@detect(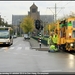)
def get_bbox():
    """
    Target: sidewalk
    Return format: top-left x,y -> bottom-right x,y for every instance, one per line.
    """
29,38 -> 49,51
